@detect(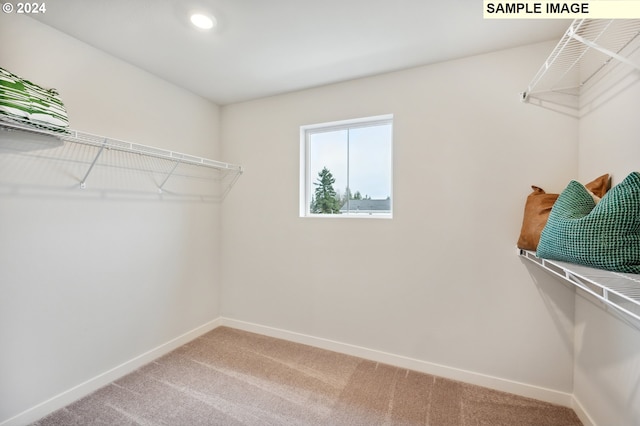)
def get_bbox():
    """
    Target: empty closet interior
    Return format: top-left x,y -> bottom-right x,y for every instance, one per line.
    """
1,10 -> 639,426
